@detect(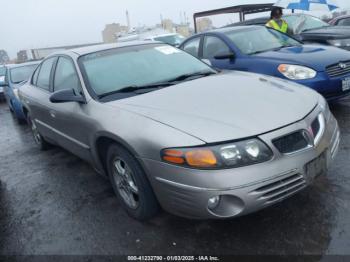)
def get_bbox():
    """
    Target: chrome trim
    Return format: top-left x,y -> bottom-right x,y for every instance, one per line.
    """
155,169 -> 298,192
314,113 -> 326,147
35,119 -> 90,150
